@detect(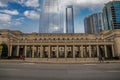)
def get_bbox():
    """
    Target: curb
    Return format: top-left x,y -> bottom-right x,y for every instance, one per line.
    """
0,60 -> 120,64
